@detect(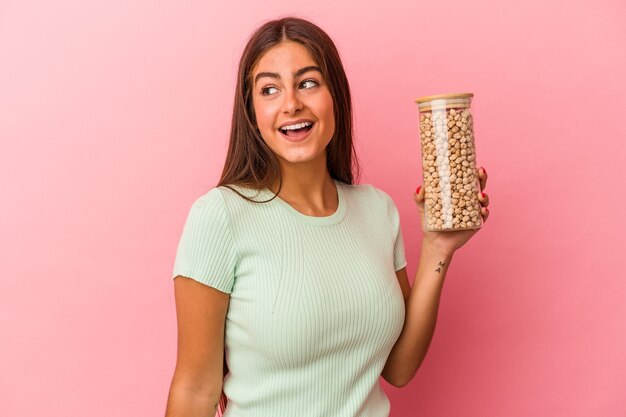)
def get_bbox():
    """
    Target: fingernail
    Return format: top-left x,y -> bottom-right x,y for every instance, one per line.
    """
415,185 -> 421,194
481,192 -> 485,198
